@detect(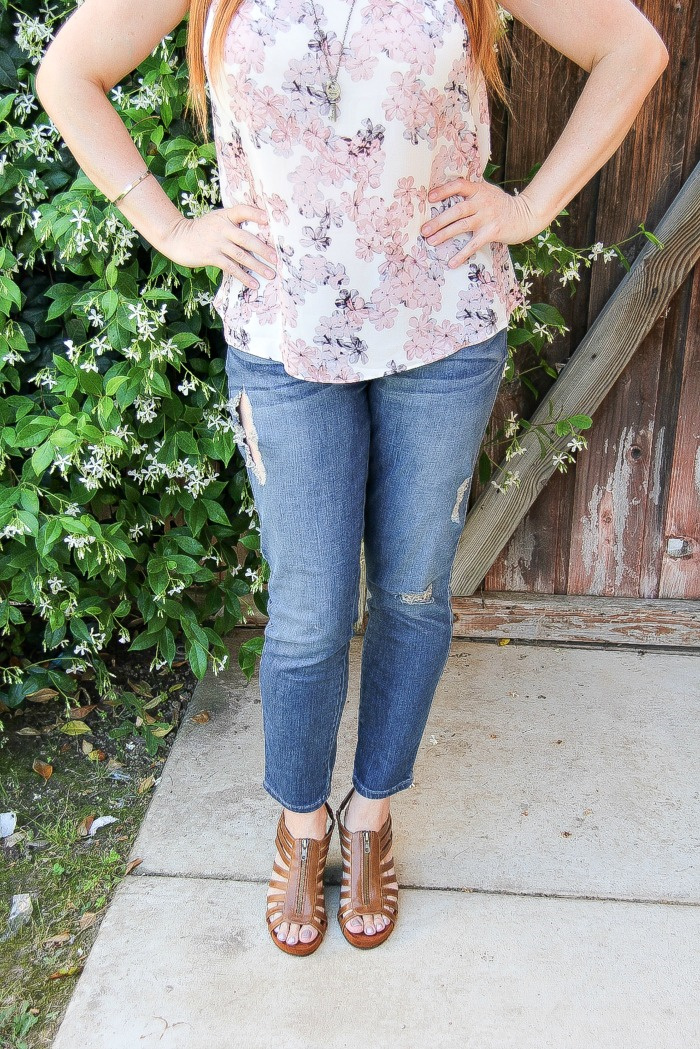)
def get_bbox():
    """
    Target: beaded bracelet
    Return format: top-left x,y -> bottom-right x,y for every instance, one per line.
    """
112,168 -> 151,206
